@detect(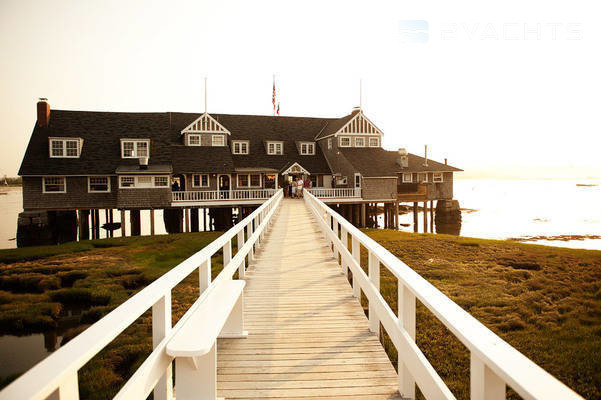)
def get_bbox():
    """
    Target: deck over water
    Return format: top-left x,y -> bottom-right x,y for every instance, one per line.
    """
217,199 -> 401,399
